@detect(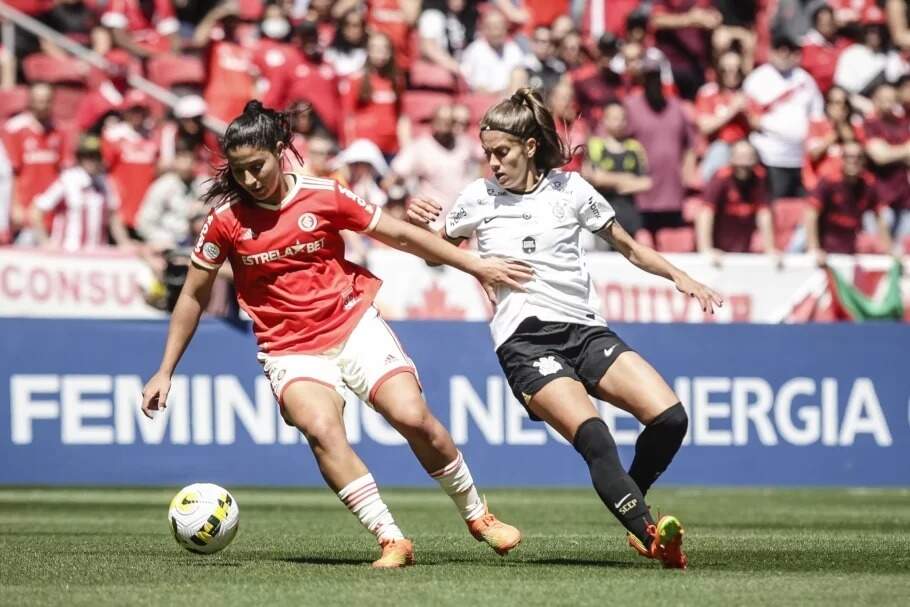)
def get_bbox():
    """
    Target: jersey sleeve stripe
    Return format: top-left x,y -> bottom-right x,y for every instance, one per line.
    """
592,216 -> 615,234
190,253 -> 220,270
364,207 -> 382,233
215,201 -> 238,215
